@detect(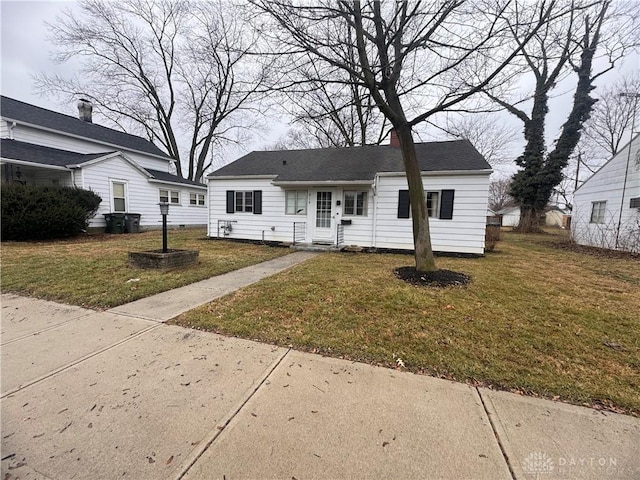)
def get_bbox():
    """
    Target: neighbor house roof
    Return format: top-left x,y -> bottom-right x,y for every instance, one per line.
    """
1,96 -> 171,160
208,140 -> 491,182
0,139 -> 204,188
0,138 -> 109,167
